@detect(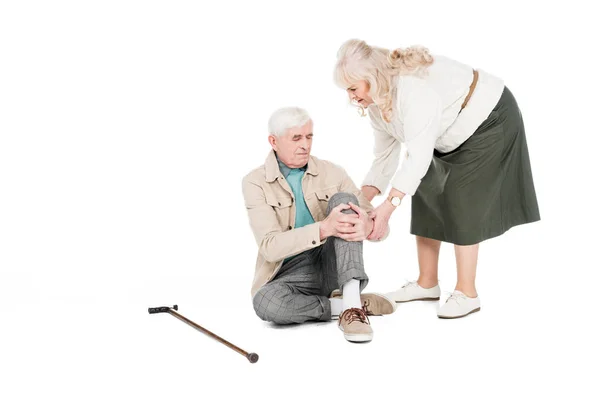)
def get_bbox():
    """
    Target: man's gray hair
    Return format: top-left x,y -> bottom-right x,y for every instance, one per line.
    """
268,107 -> 312,137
